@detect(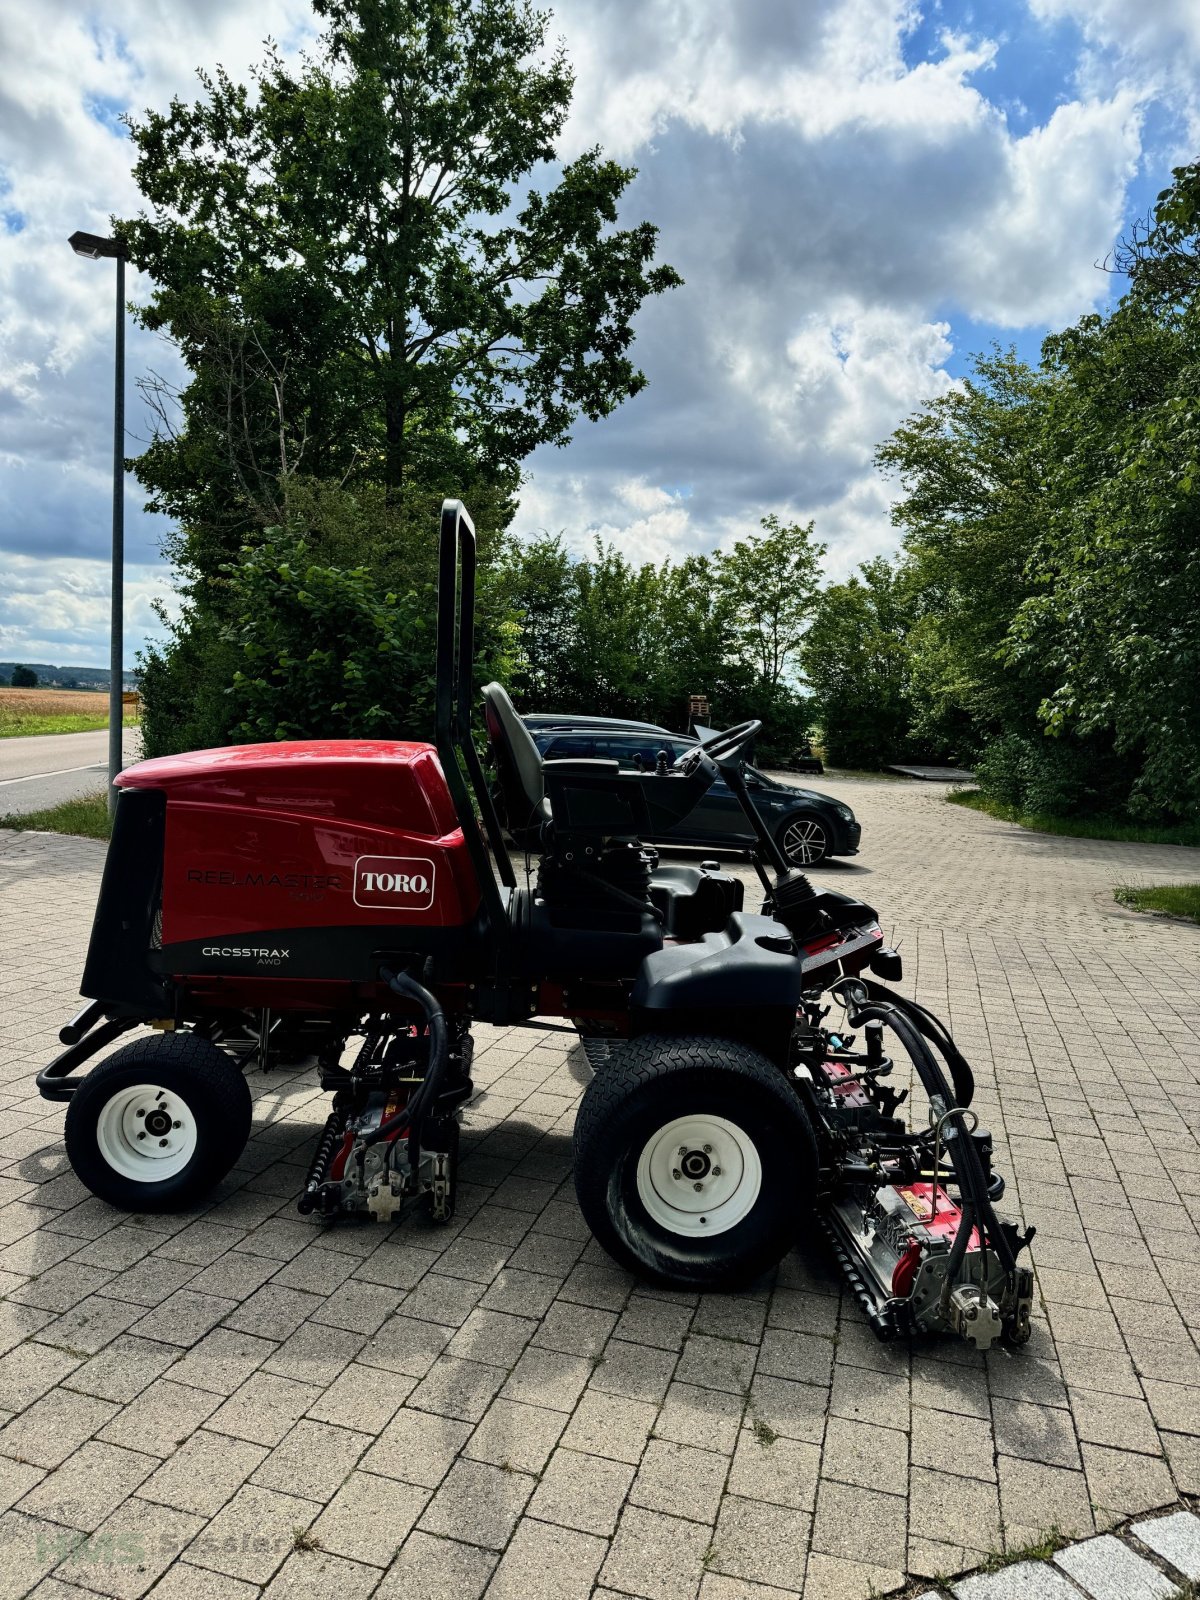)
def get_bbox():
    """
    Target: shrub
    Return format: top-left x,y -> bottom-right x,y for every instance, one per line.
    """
975,732 -> 1133,818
